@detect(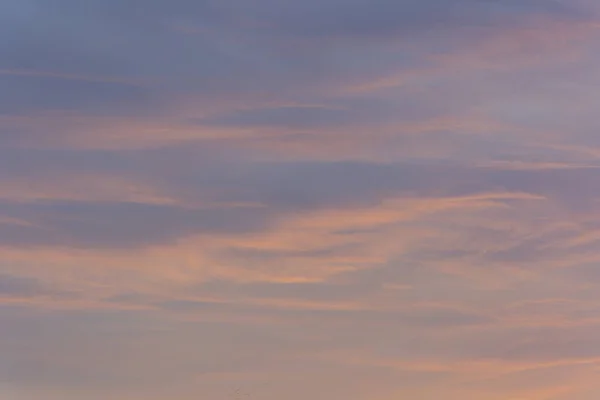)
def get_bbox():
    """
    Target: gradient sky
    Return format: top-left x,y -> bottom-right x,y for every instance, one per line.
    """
2,1 -> 600,399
